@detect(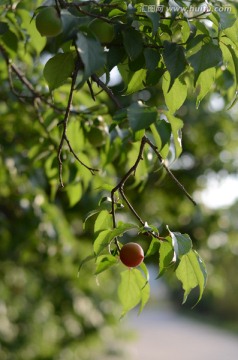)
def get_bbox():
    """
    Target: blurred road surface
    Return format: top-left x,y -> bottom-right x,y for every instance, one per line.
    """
126,307 -> 238,360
